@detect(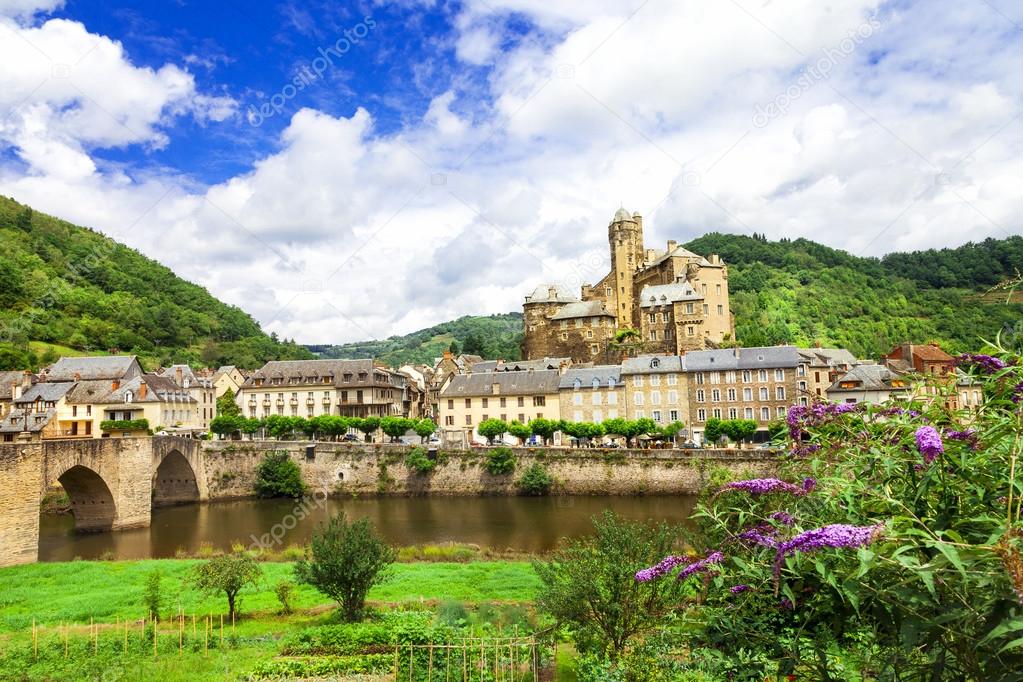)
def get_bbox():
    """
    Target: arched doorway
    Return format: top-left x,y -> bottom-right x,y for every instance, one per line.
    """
57,465 -> 116,533
152,451 -> 200,507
